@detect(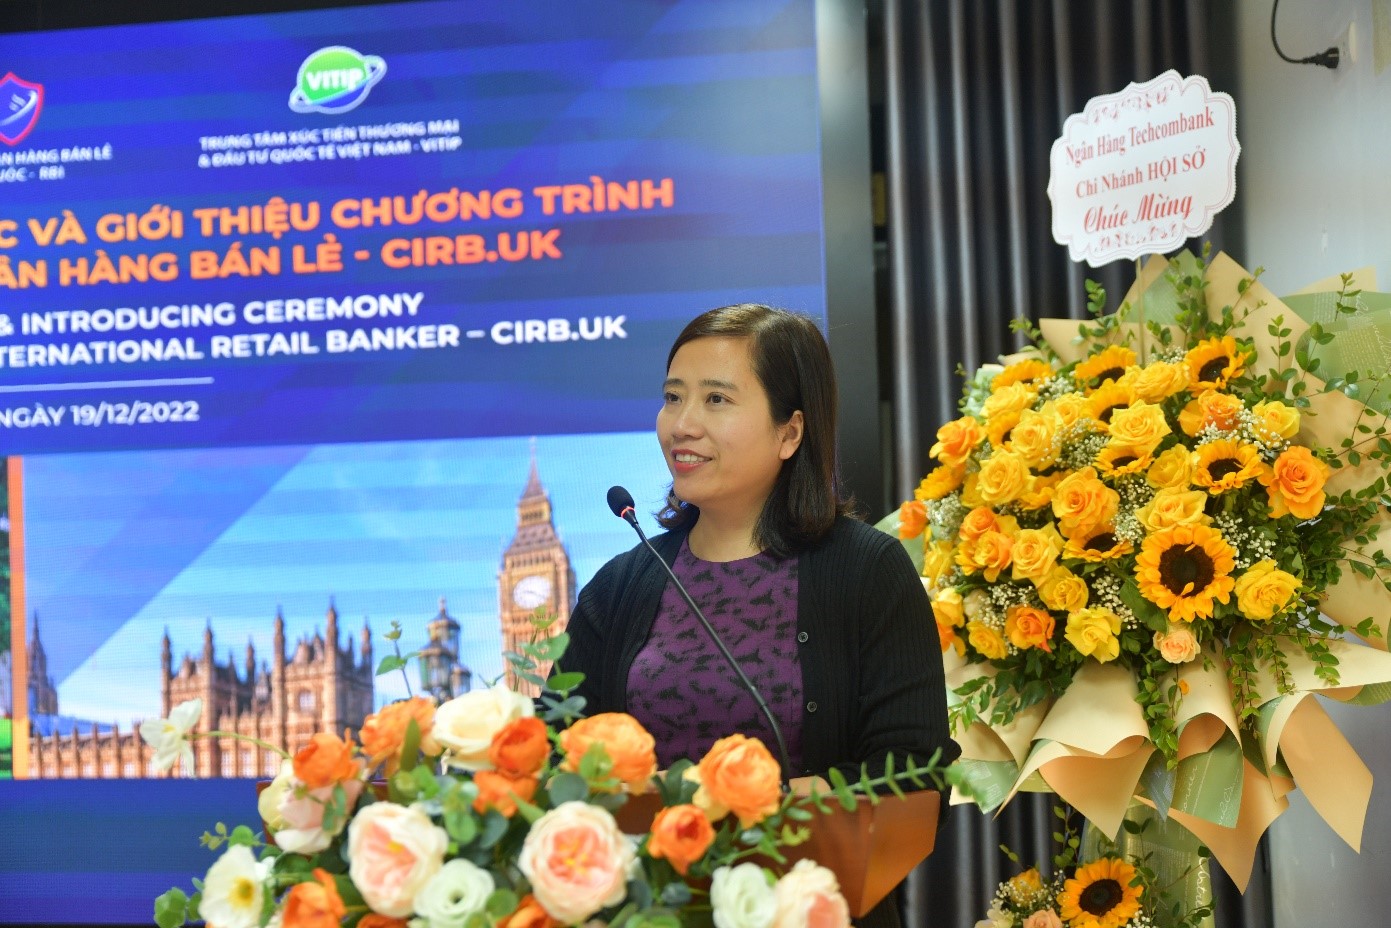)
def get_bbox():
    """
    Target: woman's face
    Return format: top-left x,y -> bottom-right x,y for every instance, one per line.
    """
657,336 -> 803,519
